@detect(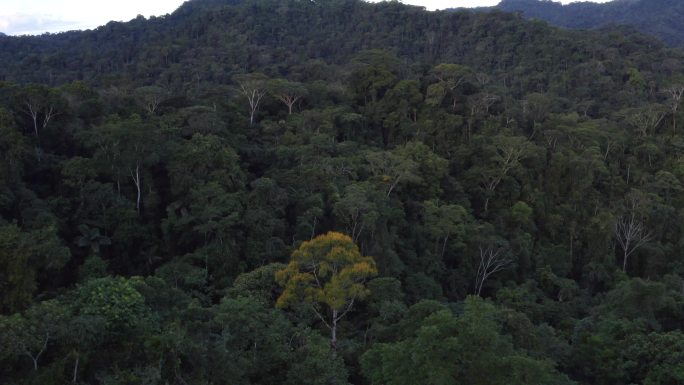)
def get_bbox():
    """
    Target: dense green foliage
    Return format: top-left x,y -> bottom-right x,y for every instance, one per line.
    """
2,0 -> 684,383
491,0 -> 684,48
